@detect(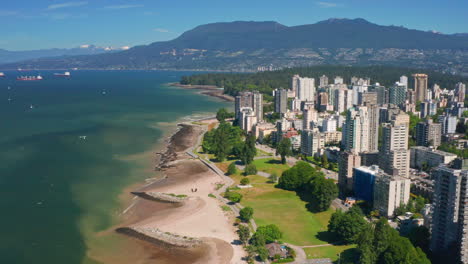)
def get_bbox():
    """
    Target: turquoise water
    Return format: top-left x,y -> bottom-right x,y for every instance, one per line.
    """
0,71 -> 230,264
